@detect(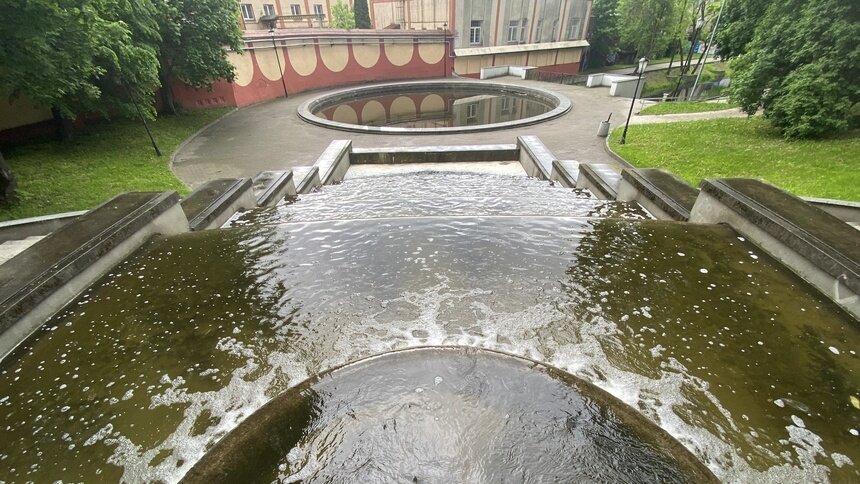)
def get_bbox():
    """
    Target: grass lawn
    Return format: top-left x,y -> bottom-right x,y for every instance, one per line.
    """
639,101 -> 738,116
609,117 -> 860,201
0,107 -> 232,221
